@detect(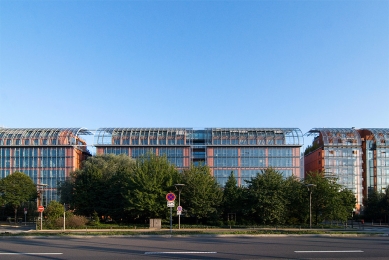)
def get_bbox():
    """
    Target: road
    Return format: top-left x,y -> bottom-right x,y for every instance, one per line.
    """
0,235 -> 388,259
